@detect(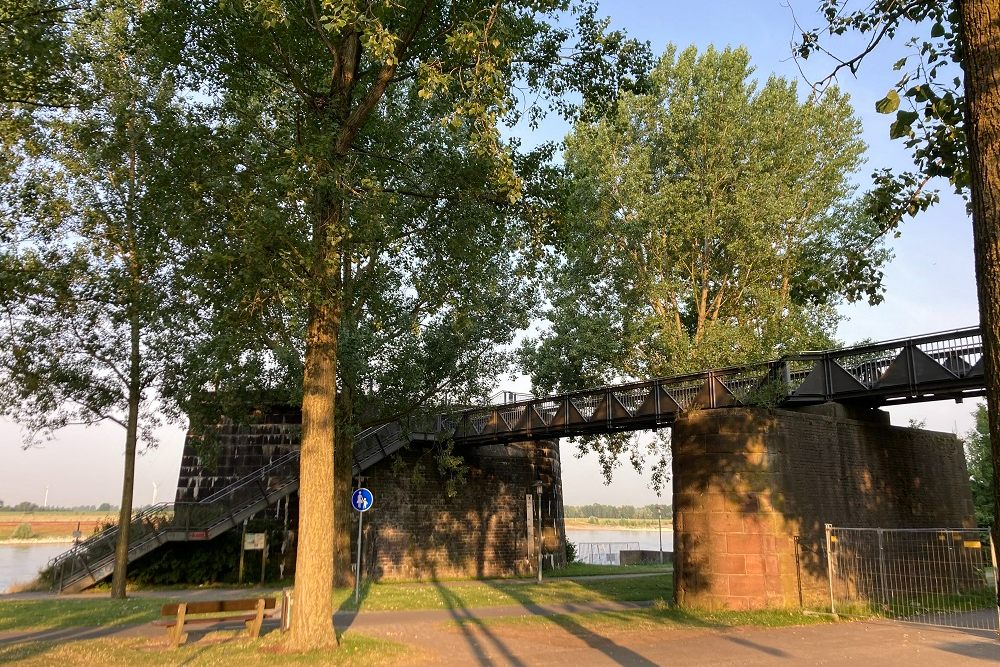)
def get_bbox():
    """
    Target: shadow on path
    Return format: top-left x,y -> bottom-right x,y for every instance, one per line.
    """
482,579 -> 659,666
430,576 -> 527,667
